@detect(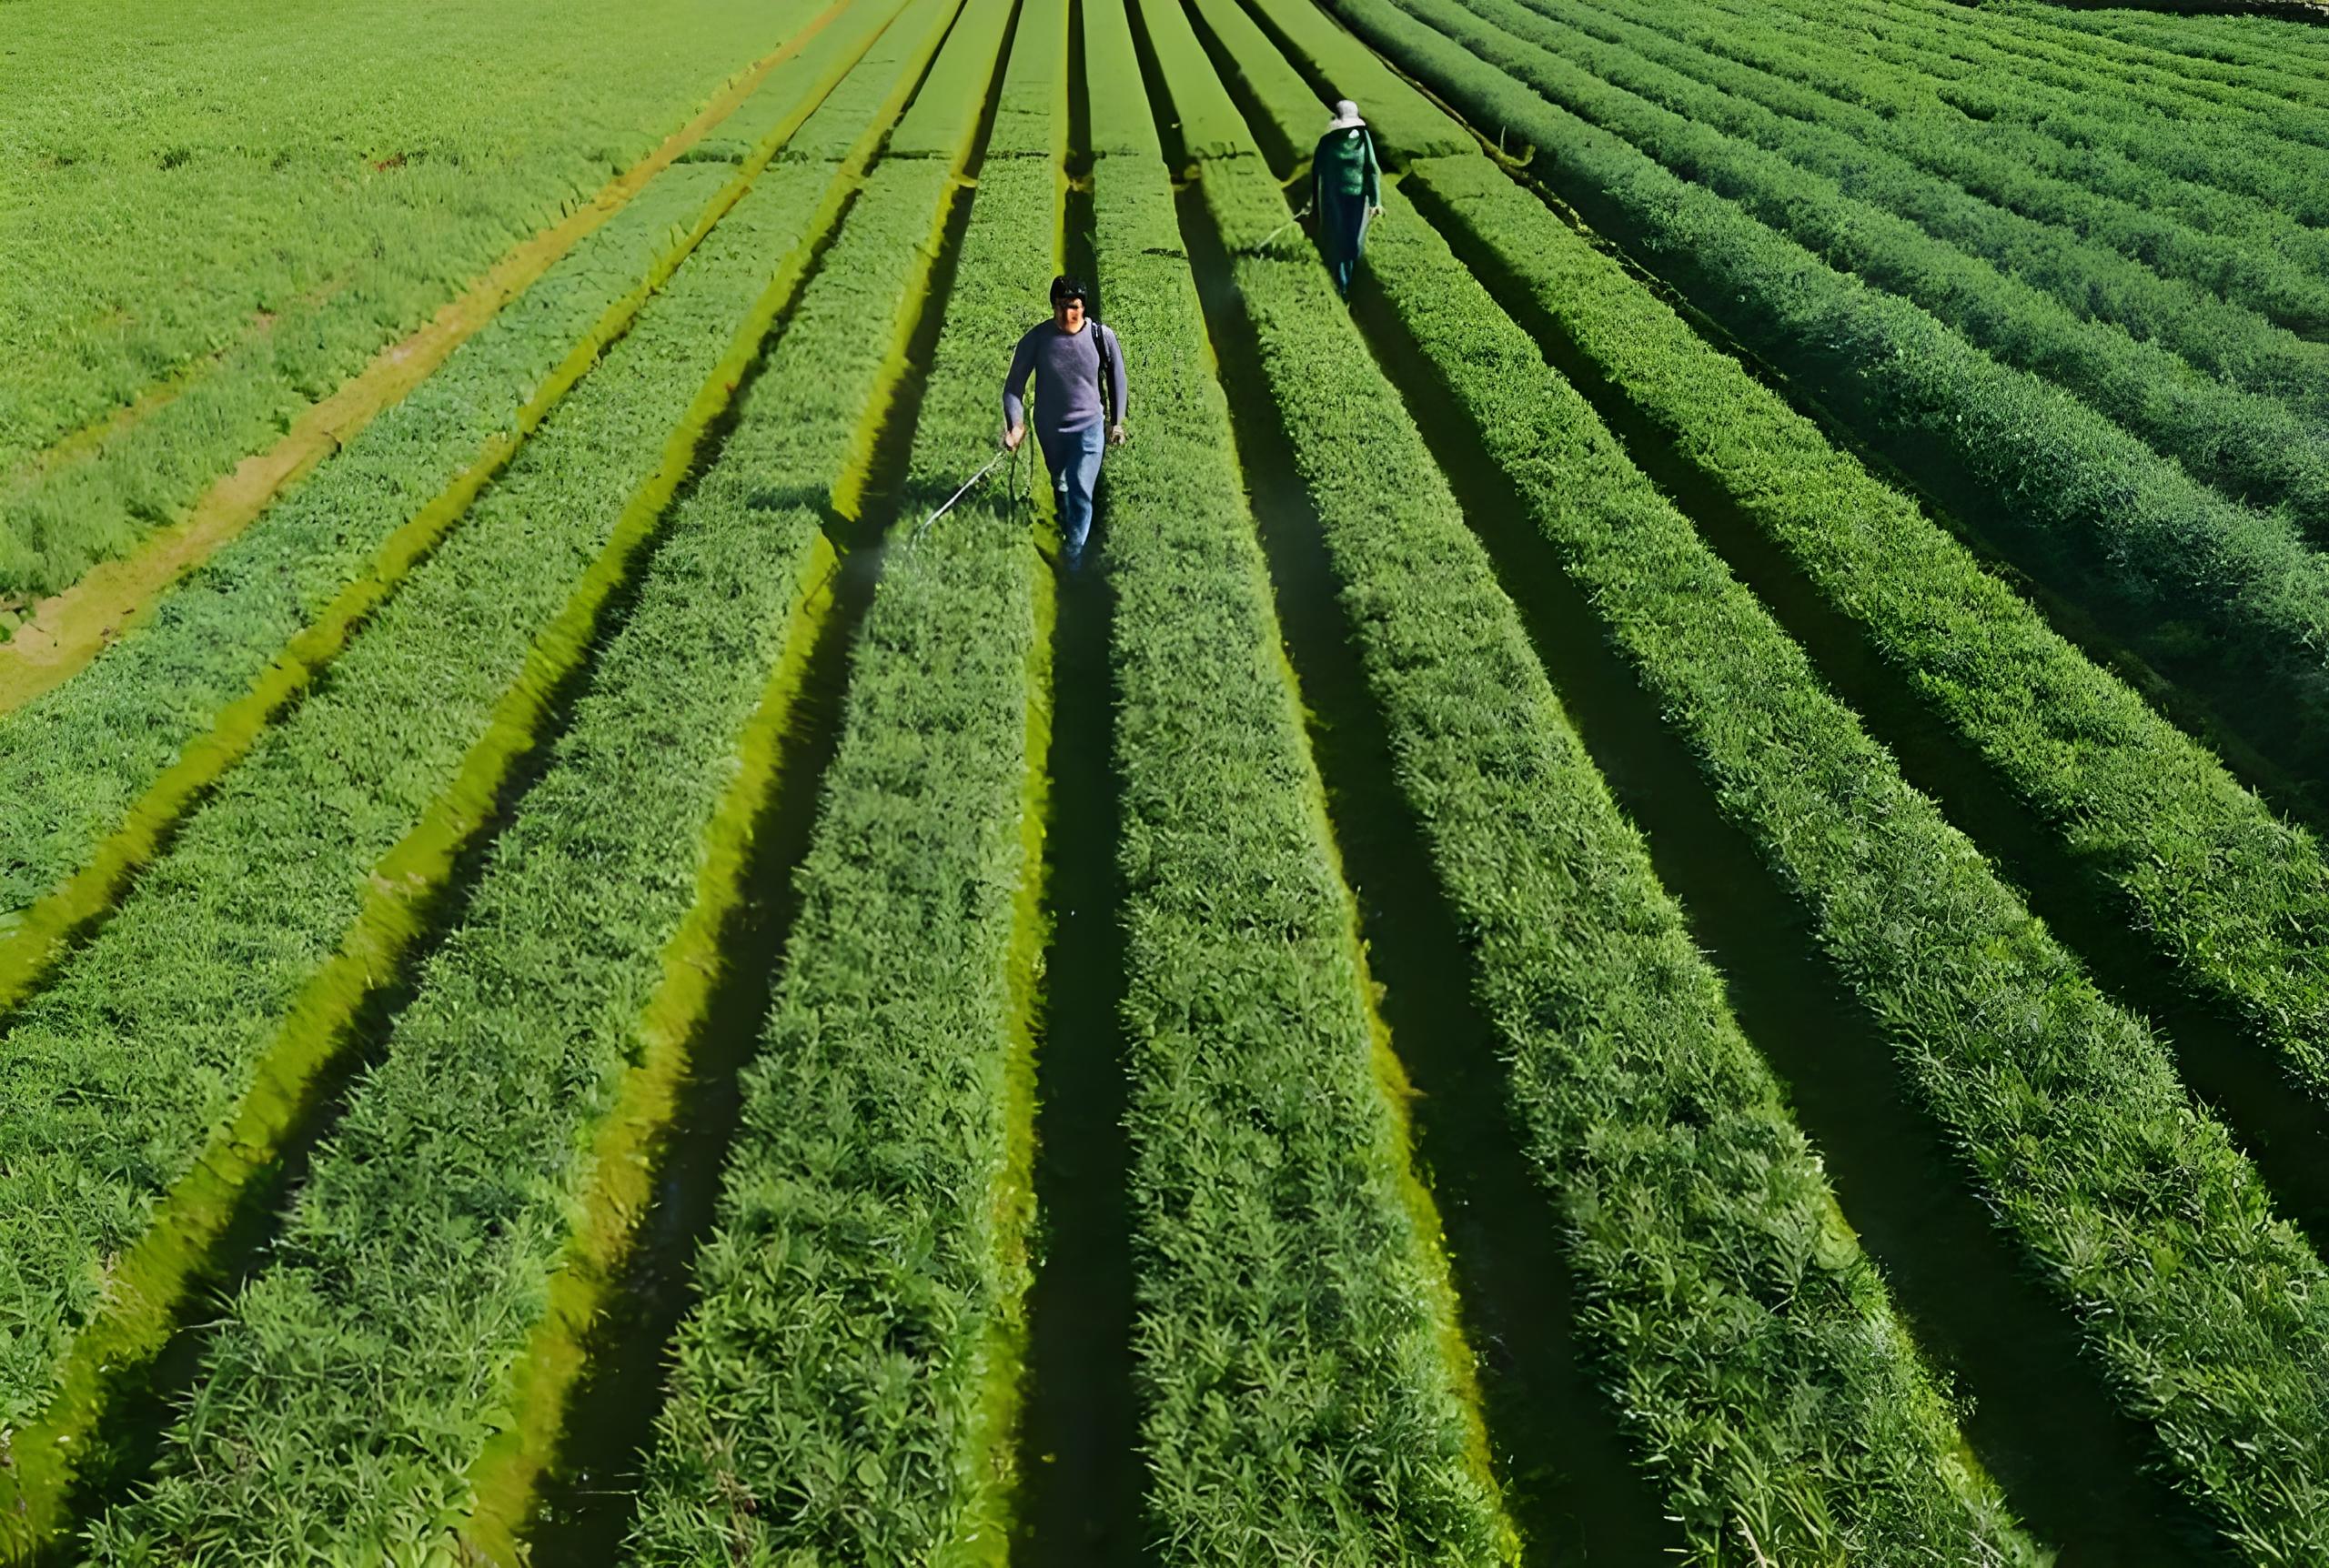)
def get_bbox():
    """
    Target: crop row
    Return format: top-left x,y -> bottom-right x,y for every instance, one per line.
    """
622,0 -> 1052,1557
1751,0 -> 2329,225
0,29 -> 931,1548
1367,161 -> 2329,1558
0,0 -> 845,604
1142,5 -> 2036,1558
1603,0 -> 2329,327
1337,0 -> 2329,789
1432,0 -> 2329,556
1524,0 -> 2329,408
1218,0 -> 2329,1550
1870,0 -> 2329,131
1093,1 -> 1516,1553
0,0 -> 915,1033
85,14 -> 978,1554
2062,2 -> 2329,81
1400,146 -> 2329,1209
